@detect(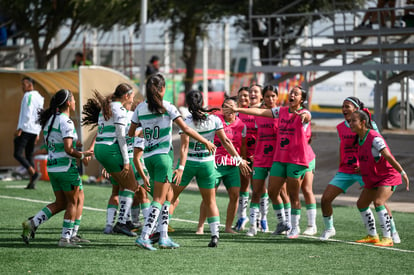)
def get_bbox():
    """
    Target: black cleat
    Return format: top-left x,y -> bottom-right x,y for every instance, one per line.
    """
113,222 -> 137,237
149,232 -> 160,244
208,235 -> 219,248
